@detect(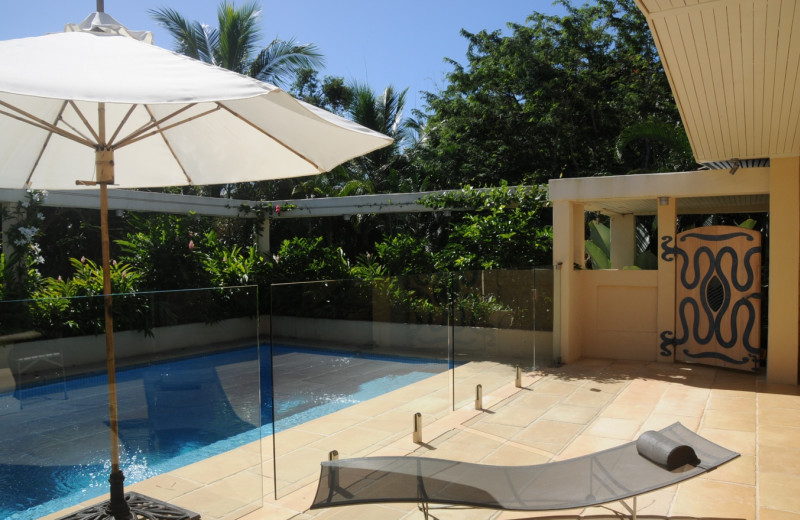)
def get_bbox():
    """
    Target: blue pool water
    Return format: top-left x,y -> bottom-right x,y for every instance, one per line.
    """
0,345 -> 447,519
